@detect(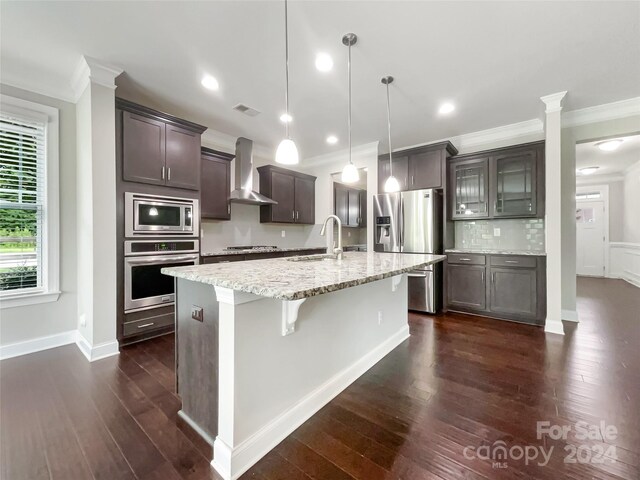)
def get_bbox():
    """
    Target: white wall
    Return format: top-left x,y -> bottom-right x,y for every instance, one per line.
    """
623,160 -> 640,243
0,84 -> 78,347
